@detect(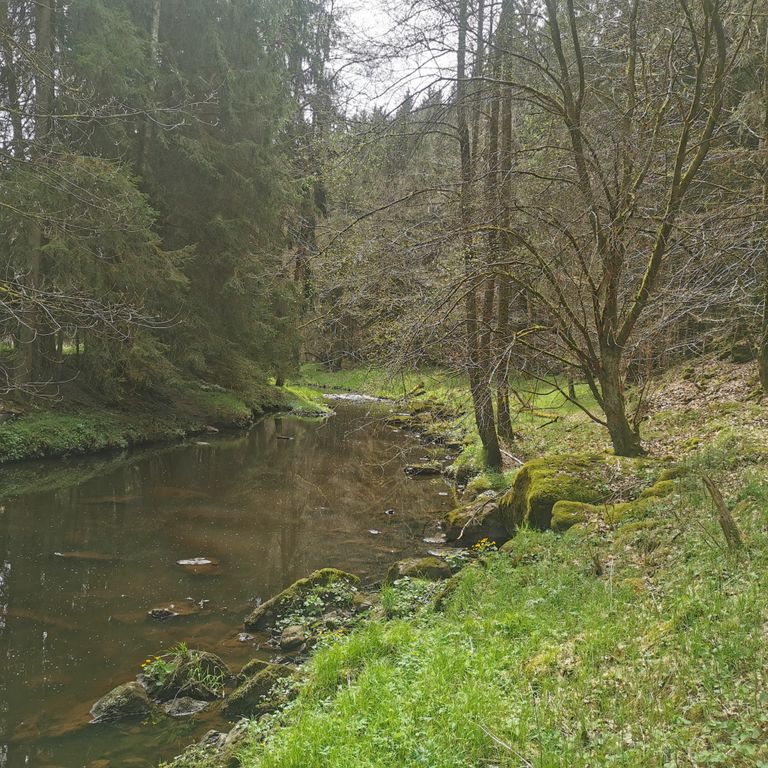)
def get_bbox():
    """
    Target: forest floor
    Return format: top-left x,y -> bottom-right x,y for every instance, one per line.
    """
0,373 -> 329,466
168,357 -> 768,768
